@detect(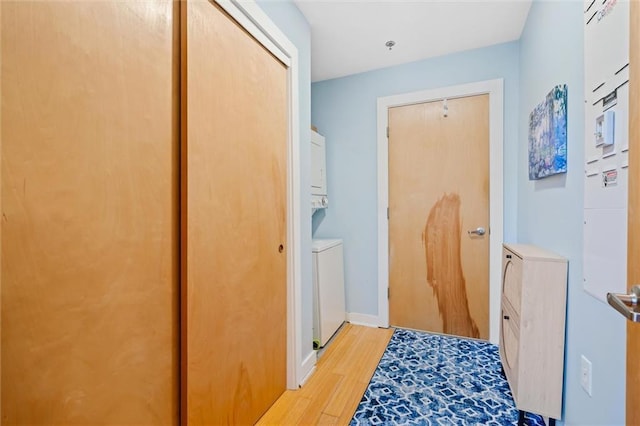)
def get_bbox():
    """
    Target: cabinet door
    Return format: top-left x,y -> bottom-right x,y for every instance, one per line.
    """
2,2 -> 178,423
500,302 -> 519,397
502,249 -> 522,315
